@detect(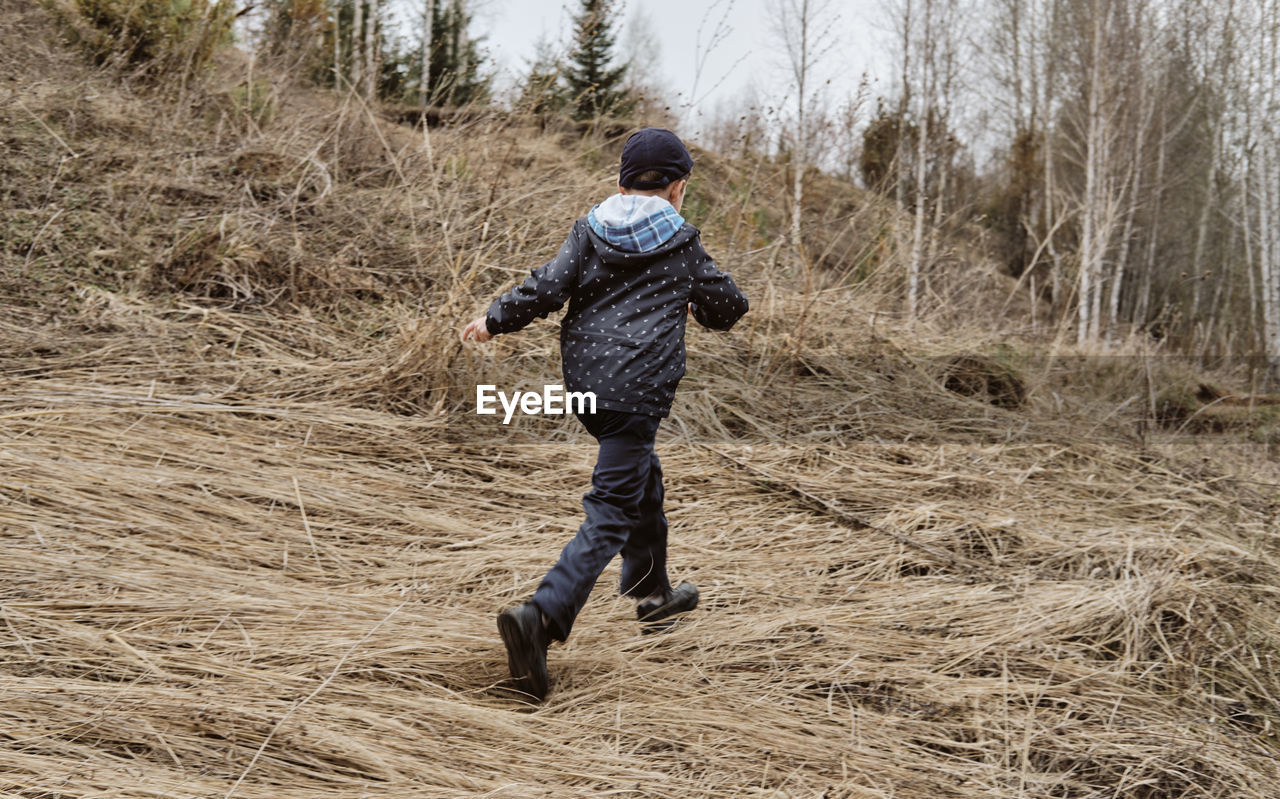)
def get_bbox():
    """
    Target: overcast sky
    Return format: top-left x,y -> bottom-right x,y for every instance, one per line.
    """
462,0 -> 893,141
